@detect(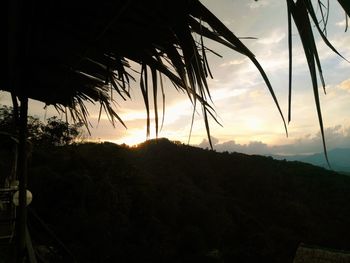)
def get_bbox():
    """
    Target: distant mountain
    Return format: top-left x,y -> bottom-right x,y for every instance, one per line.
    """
270,148 -> 350,174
